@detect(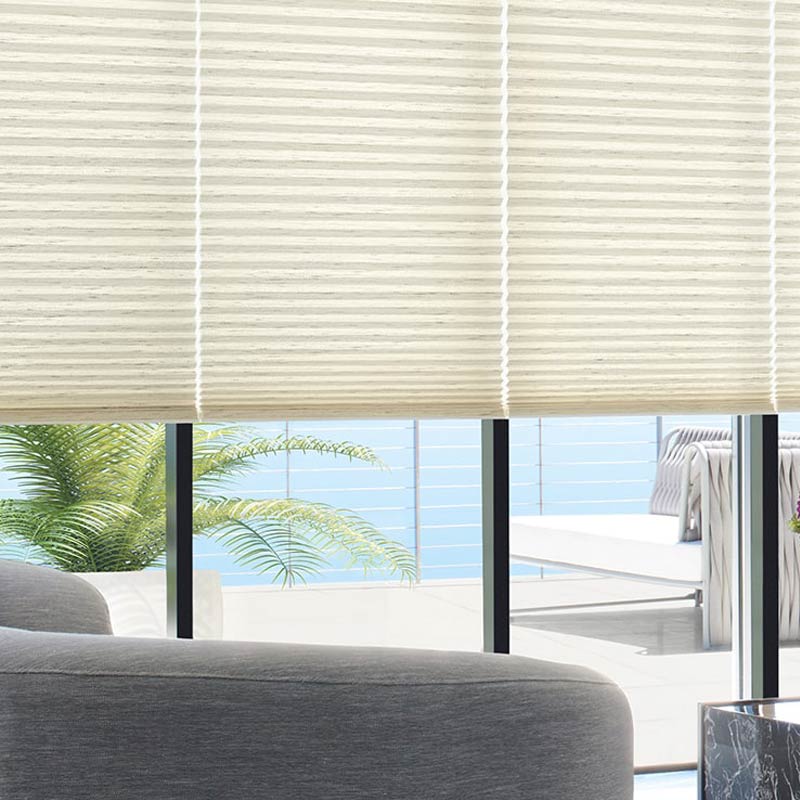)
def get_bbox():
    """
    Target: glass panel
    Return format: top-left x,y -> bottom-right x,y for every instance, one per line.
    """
776,413 -> 800,697
510,414 -> 735,768
193,420 -> 459,648
0,423 -> 168,637
187,414 -> 739,769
